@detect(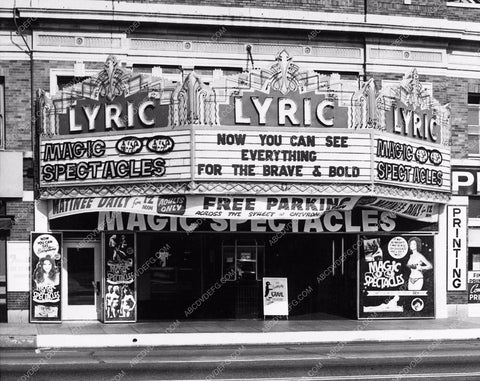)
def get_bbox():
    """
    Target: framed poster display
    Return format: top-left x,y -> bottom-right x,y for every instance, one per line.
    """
358,234 -> 434,319
30,232 -> 62,322
103,232 -> 137,322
